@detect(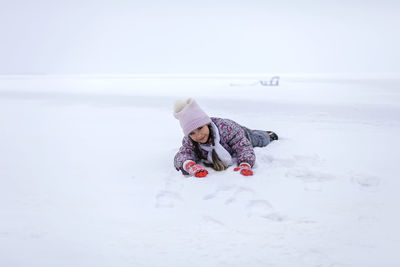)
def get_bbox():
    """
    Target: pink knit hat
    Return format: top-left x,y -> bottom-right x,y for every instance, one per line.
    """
173,98 -> 211,136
